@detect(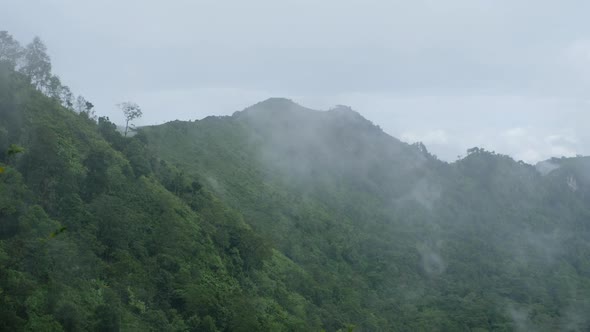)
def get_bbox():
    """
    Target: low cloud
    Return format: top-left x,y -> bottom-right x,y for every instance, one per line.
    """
495,127 -> 579,162
2,1 -> 589,163
417,241 -> 446,276
299,93 -> 587,163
